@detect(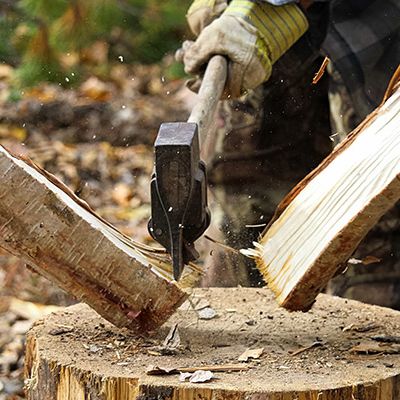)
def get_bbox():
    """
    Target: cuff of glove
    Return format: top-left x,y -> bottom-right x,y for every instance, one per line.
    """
225,0 -> 309,64
188,0 -> 218,14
